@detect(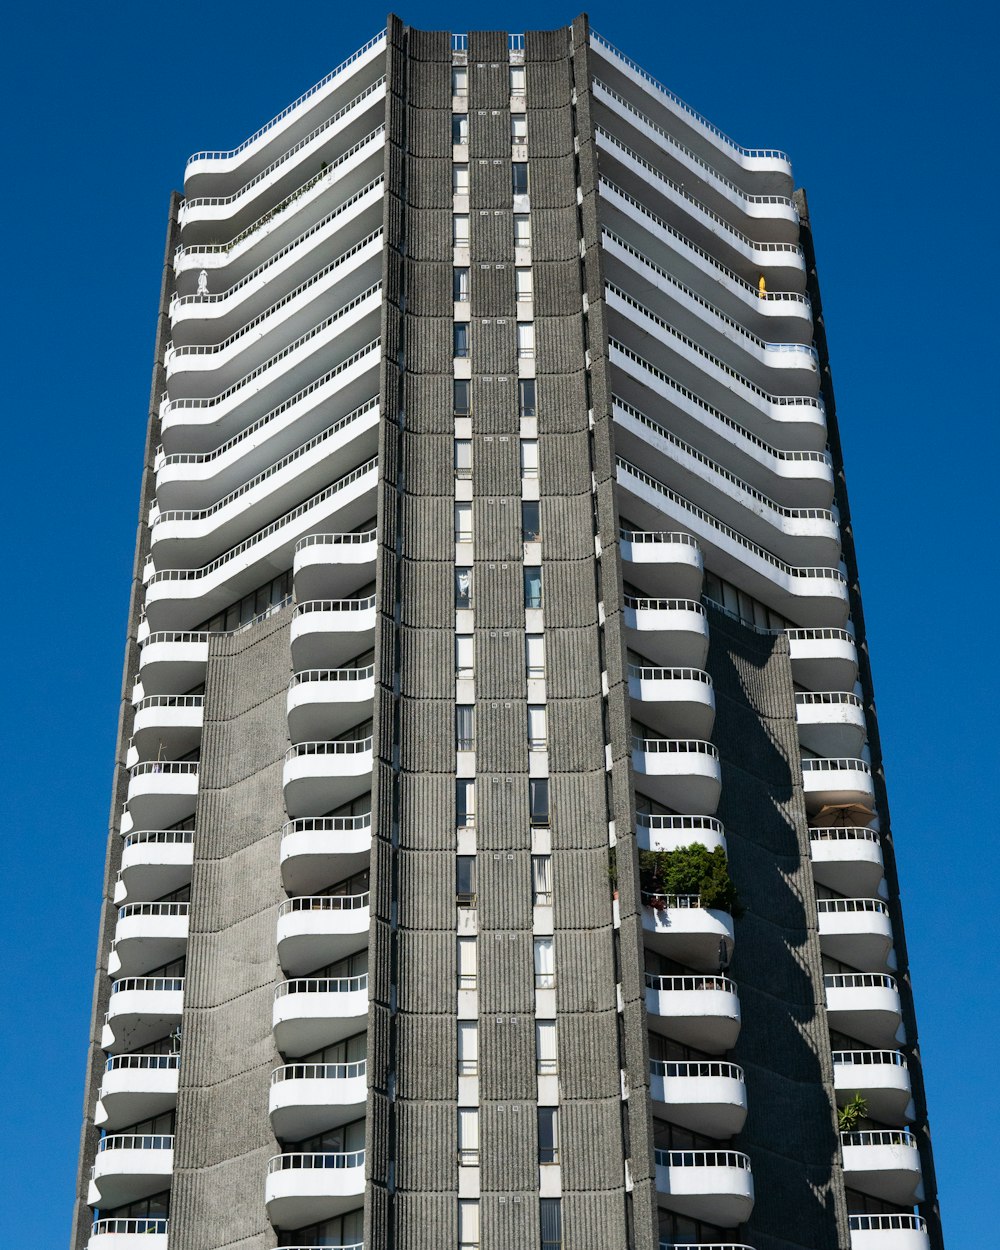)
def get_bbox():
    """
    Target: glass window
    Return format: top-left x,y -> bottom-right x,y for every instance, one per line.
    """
453,114 -> 469,144
452,66 -> 468,97
454,267 -> 471,302
457,855 -> 477,907
540,1198 -> 562,1250
457,937 -> 477,989
455,566 -> 472,609
529,777 -> 549,826
455,439 -> 472,479
512,162 -> 529,195
457,1020 -> 478,1074
524,566 -> 542,609
514,214 -> 531,246
532,855 -> 553,905
534,936 -> 554,988
458,1200 -> 480,1250
454,378 -> 471,416
456,705 -> 475,751
454,322 -> 470,358
511,114 -> 528,143
456,634 -> 474,678
536,1019 -> 558,1074
515,267 -> 533,301
453,214 -> 470,245
453,163 -> 470,195
455,502 -> 472,542
456,778 -> 476,828
520,439 -> 539,477
522,499 -> 541,542
519,377 -> 536,416
537,1106 -> 559,1163
458,1108 -> 480,1165
509,65 -> 526,95
528,705 -> 547,750
517,322 -> 535,358
525,634 -> 545,678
